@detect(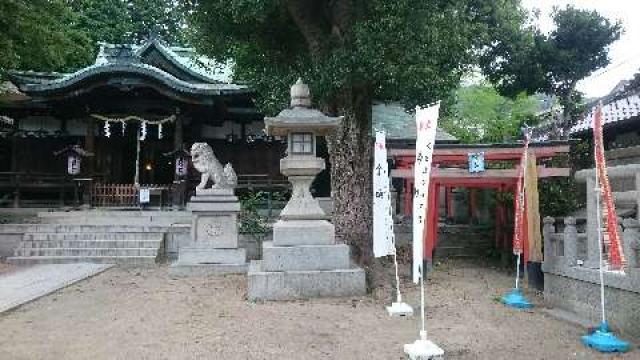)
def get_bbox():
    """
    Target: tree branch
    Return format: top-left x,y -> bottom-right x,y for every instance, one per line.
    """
286,0 -> 331,57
